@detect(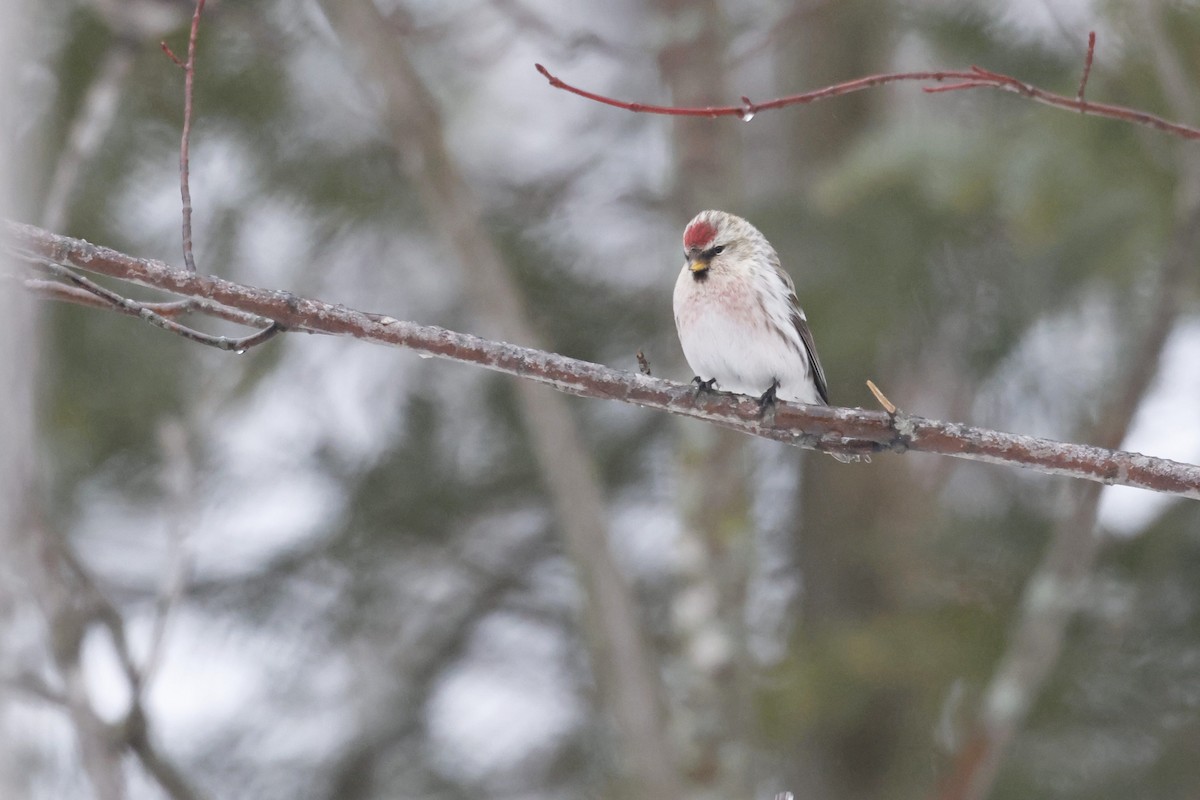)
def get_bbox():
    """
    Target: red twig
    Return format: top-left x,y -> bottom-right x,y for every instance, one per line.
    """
535,33 -> 1200,141
1077,31 -> 1096,103
535,63 -> 973,118
159,42 -> 184,69
161,0 -> 206,272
